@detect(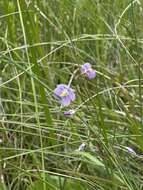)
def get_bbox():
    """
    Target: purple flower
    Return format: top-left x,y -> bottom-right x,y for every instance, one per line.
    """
81,63 -> 96,79
64,109 -> 75,116
54,84 -> 75,106
78,143 -> 86,151
126,147 -> 136,155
